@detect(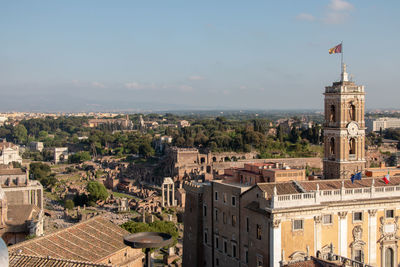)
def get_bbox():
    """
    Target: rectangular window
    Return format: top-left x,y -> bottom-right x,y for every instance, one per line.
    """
353,212 -> 363,222
293,219 -> 304,230
232,243 -> 237,258
386,209 -> 394,218
246,217 -> 249,232
223,239 -> 227,254
215,191 -> 218,201
203,205 -> 207,217
232,215 -> 237,227
354,249 -> 362,262
257,255 -> 263,267
215,209 -> 218,222
323,214 -> 332,224
256,224 -> 262,240
223,212 -> 226,224
204,231 -> 208,244
215,236 -> 219,250
216,258 -> 219,266
231,196 -> 236,206
245,248 -> 249,263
